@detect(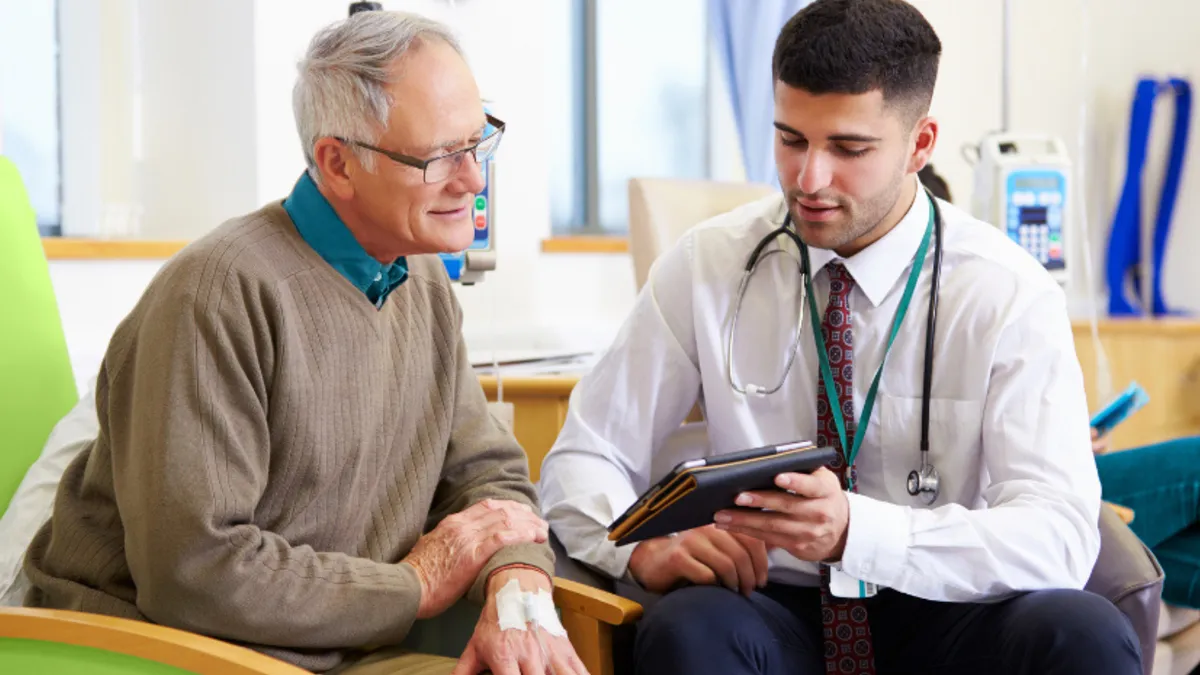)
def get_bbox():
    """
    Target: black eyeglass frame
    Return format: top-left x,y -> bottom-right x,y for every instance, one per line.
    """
336,113 -> 505,183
